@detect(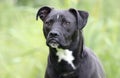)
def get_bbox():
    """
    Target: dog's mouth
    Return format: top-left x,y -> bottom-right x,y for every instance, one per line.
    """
47,39 -> 59,48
